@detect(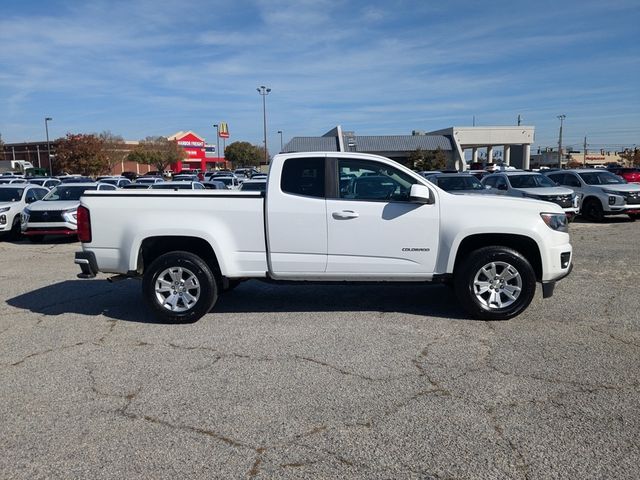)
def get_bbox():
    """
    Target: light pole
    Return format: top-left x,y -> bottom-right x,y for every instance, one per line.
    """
277,130 -> 283,152
44,117 -> 53,175
257,85 -> 271,164
213,124 -> 220,167
557,114 -> 566,169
